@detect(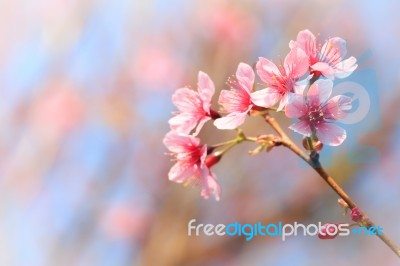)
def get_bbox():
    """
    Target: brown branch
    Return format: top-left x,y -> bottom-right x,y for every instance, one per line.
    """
263,113 -> 400,258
